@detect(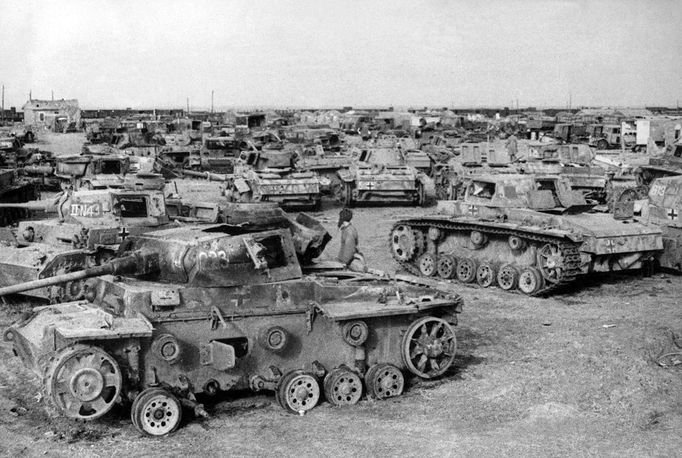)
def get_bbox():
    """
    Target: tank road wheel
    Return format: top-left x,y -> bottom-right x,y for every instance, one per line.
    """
276,370 -> 321,414
617,188 -> 639,205
401,317 -> 457,379
323,367 -> 363,407
436,254 -> 457,279
365,363 -> 404,400
338,182 -> 354,207
497,264 -> 518,291
537,243 -> 566,284
131,388 -> 182,437
417,253 -> 437,277
456,258 -> 477,283
476,262 -> 497,288
45,344 -> 122,421
390,225 -> 418,262
518,267 -> 544,295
